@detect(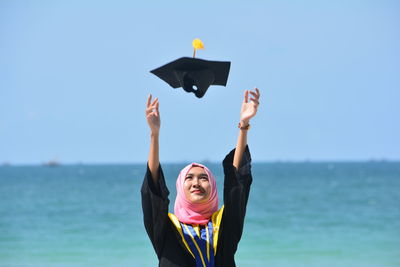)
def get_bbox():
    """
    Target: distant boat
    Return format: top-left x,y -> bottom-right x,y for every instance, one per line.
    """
43,159 -> 60,167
